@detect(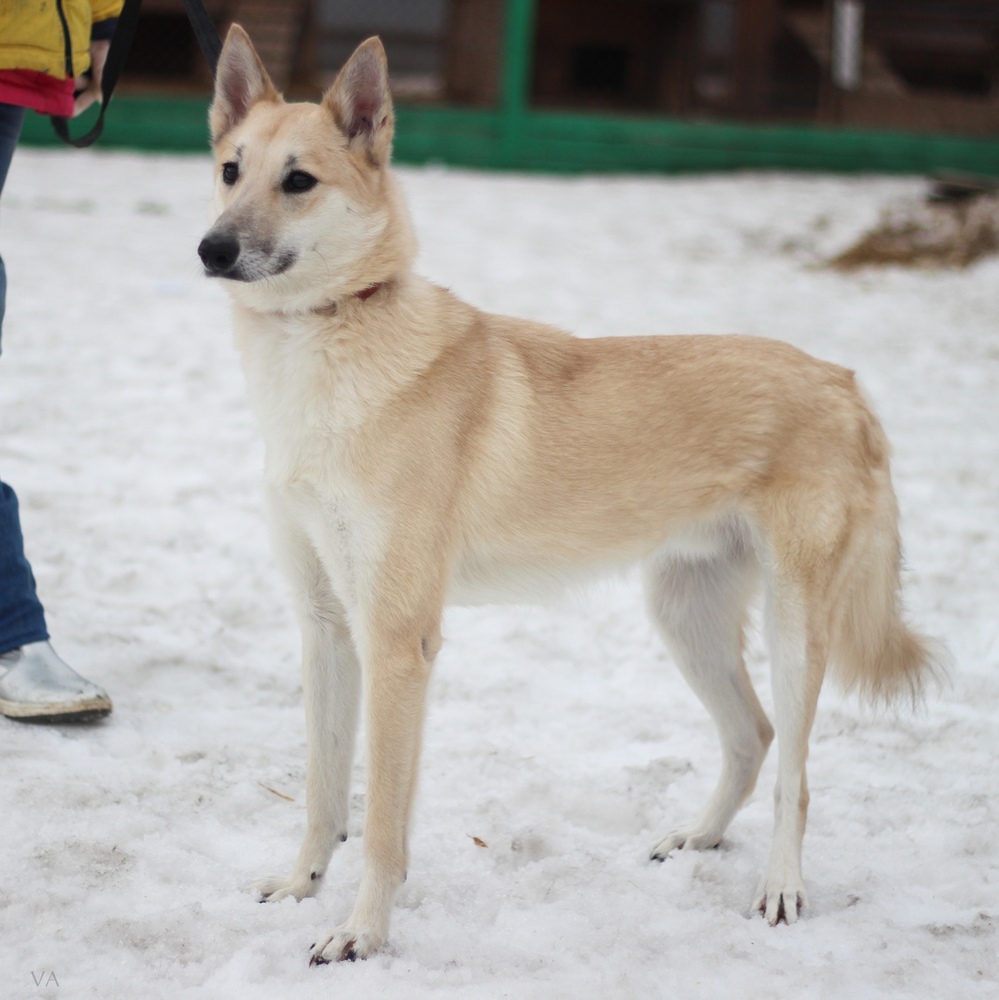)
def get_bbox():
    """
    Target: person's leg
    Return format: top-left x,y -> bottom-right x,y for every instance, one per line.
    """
0,103 -> 111,721
0,484 -> 48,653
0,103 -> 27,351
0,103 -> 47,653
